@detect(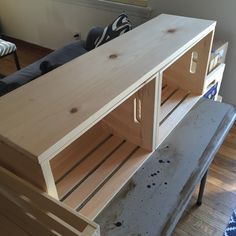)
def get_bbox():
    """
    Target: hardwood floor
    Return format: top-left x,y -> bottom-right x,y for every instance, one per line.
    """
0,38 -> 235,236
174,122 -> 236,236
